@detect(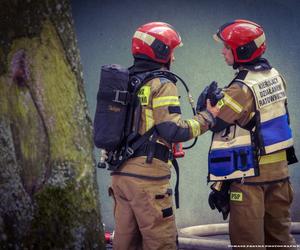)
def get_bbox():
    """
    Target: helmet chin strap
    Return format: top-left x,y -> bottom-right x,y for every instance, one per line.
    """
165,59 -> 171,70
233,62 -> 240,69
